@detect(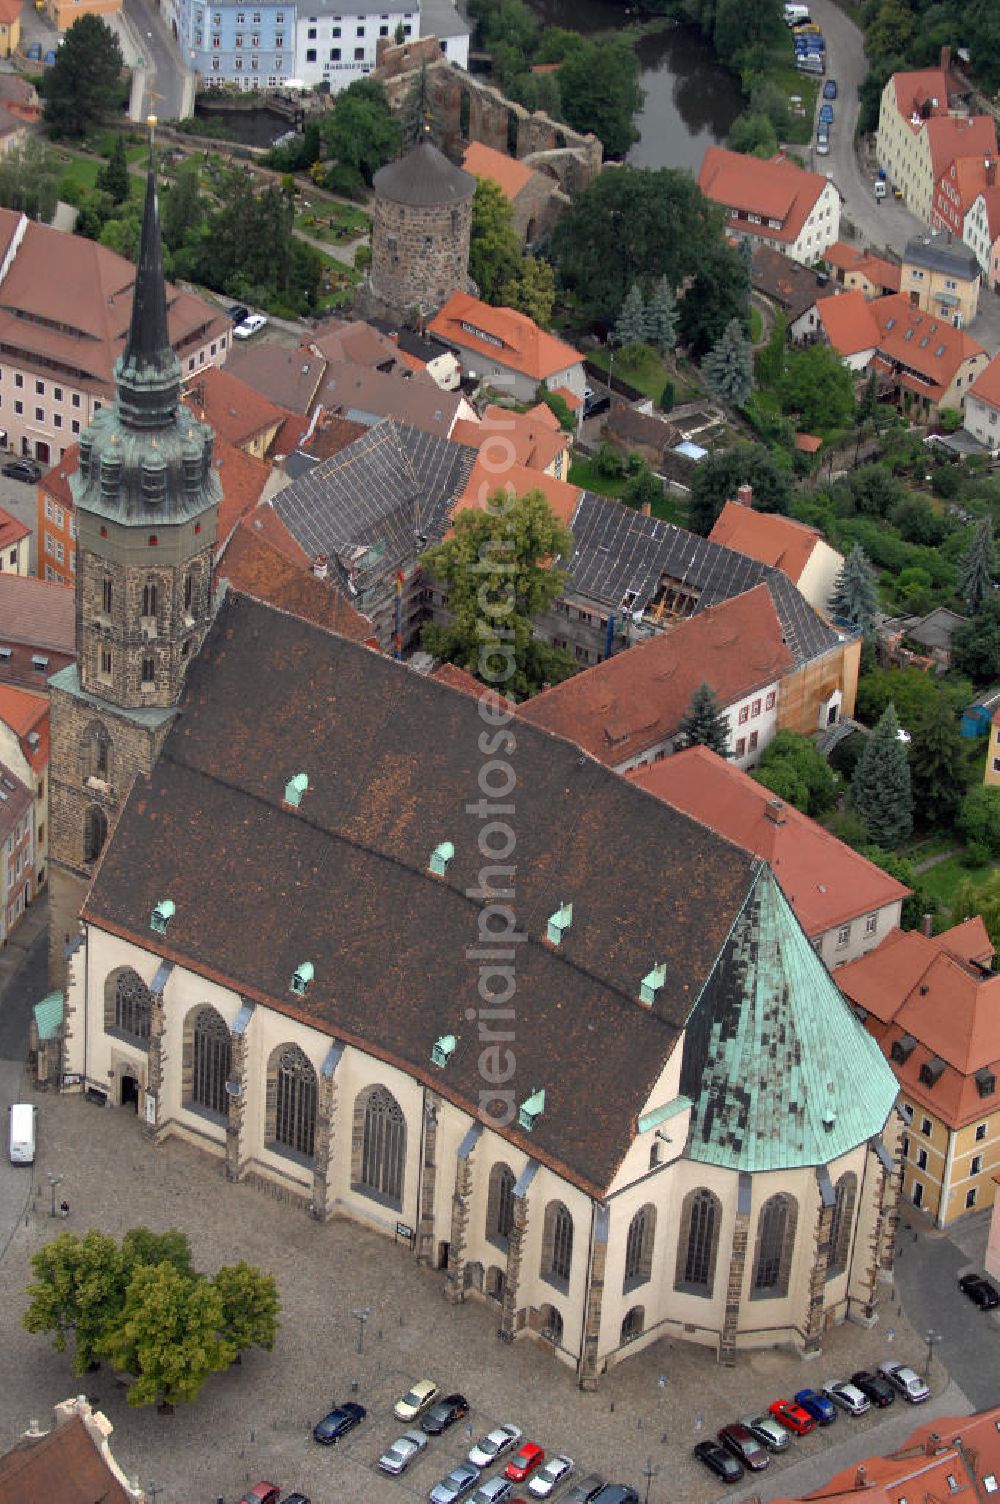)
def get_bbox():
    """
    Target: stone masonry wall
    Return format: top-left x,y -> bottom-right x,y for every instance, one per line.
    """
369,193 -> 473,317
